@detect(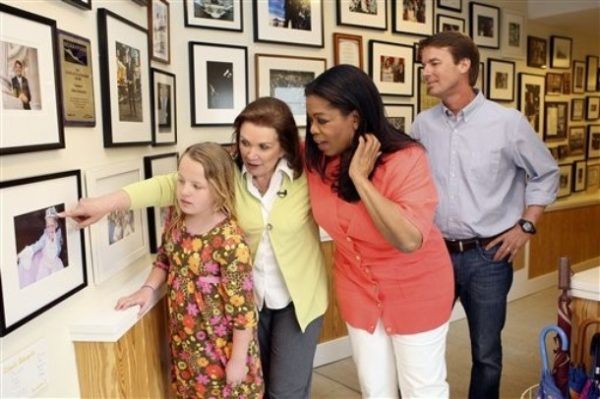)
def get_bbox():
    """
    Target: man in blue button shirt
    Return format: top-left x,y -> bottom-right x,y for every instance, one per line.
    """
412,32 -> 559,399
